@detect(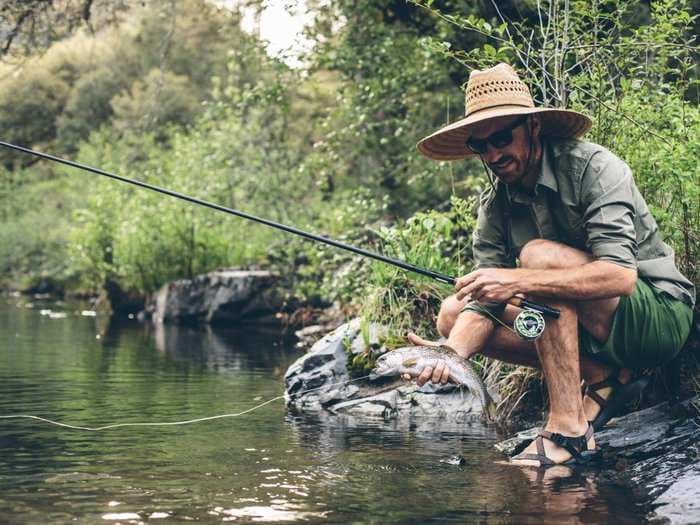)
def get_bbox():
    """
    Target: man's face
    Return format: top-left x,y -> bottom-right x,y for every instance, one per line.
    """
468,115 -> 540,186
